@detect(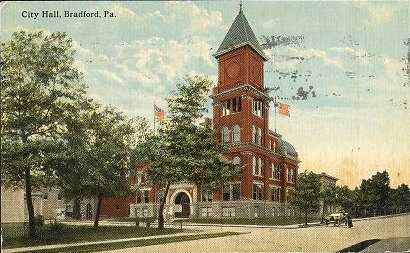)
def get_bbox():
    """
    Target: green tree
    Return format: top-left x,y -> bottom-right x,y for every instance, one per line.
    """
389,184 -> 410,214
56,104 -> 140,227
137,76 -> 241,229
334,185 -> 351,213
358,171 -> 390,216
288,171 -> 321,225
320,184 -> 337,223
1,30 -> 86,236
